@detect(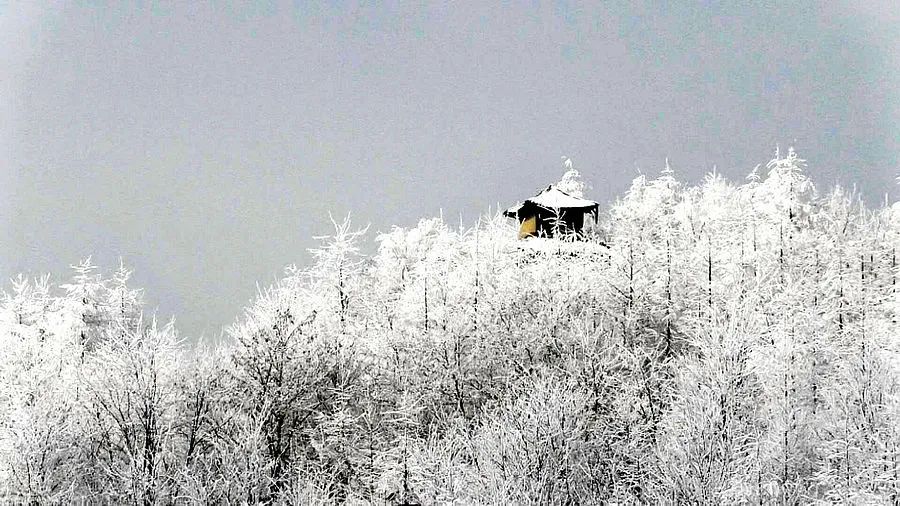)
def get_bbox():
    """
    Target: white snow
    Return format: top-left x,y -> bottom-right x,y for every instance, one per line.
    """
525,185 -> 598,210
